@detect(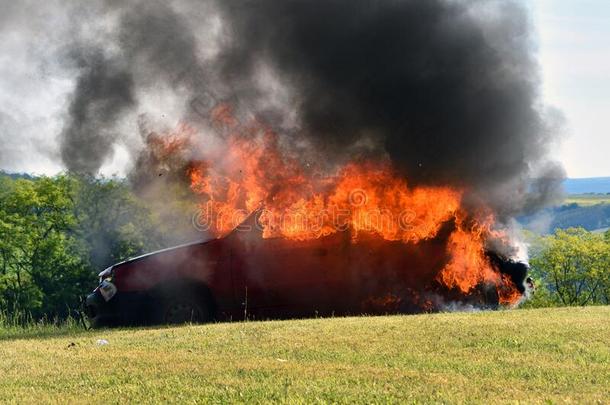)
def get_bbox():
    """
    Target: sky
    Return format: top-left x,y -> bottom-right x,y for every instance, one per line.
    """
0,0 -> 608,178
532,0 -> 610,178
